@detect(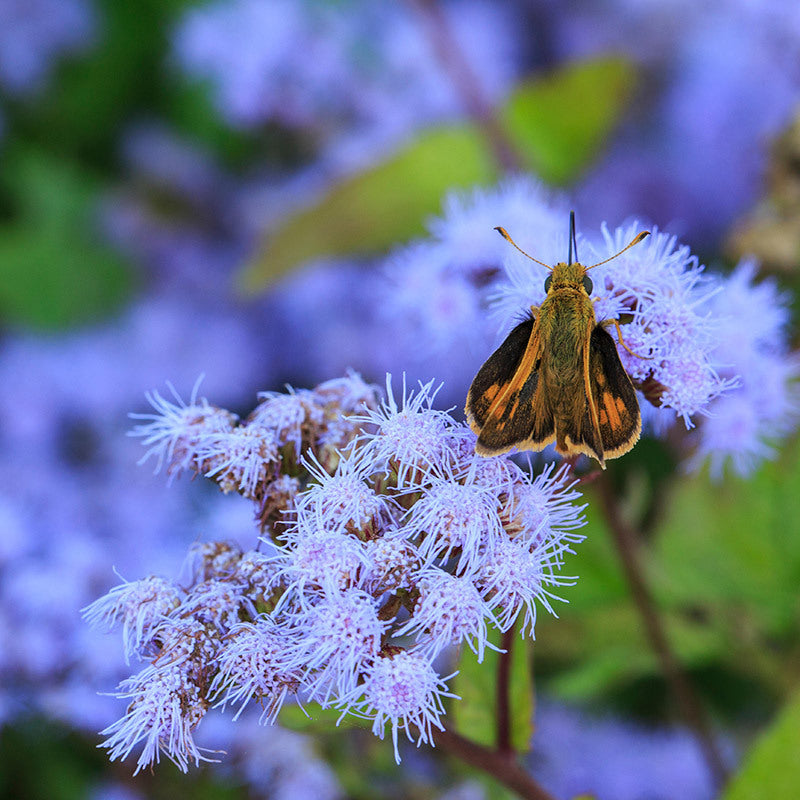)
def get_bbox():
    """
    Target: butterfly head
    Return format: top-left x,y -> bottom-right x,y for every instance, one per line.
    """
494,213 -> 649,299
545,261 -> 593,295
